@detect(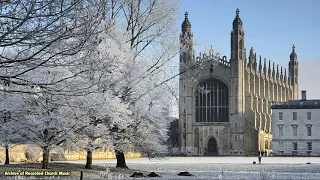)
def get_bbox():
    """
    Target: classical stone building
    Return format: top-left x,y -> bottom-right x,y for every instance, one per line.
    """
271,91 -> 320,156
179,9 -> 299,156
